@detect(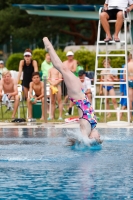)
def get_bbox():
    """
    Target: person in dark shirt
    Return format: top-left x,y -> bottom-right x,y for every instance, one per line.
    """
17,49 -> 38,99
